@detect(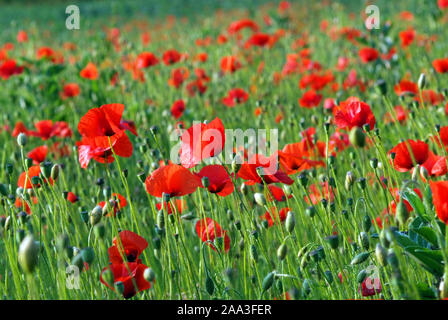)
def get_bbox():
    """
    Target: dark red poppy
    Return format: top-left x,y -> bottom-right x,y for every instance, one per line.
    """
222,88 -> 249,107
220,56 -> 242,73
28,145 -> 48,164
168,67 -> 189,88
195,165 -> 234,196
80,62 -> 98,80
263,207 -> 290,227
195,217 -> 230,252
359,47 -> 379,63
36,47 -> 55,60
145,164 -> 202,198
433,58 -> 448,73
108,230 -> 148,264
179,117 -> 225,168
171,99 -> 186,119
100,262 -> 151,299
186,79 -> 207,96
388,140 -> 429,172
430,181 -> 448,224
333,98 -> 376,130
136,52 -> 159,69
76,104 -> 135,168
162,49 -> 181,65
299,89 -> 322,108
238,153 -> 294,185
0,59 -> 24,80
